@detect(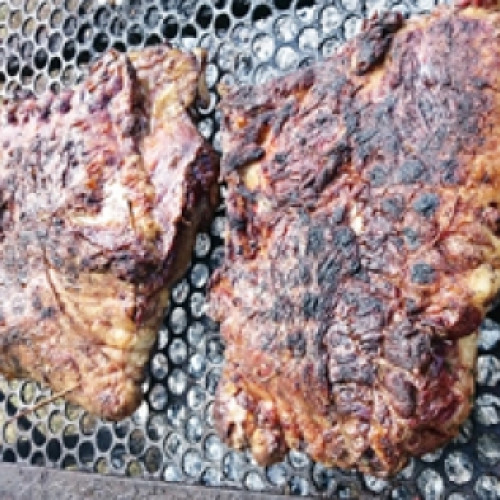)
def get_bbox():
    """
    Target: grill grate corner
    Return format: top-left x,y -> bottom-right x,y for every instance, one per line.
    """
0,0 -> 499,498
